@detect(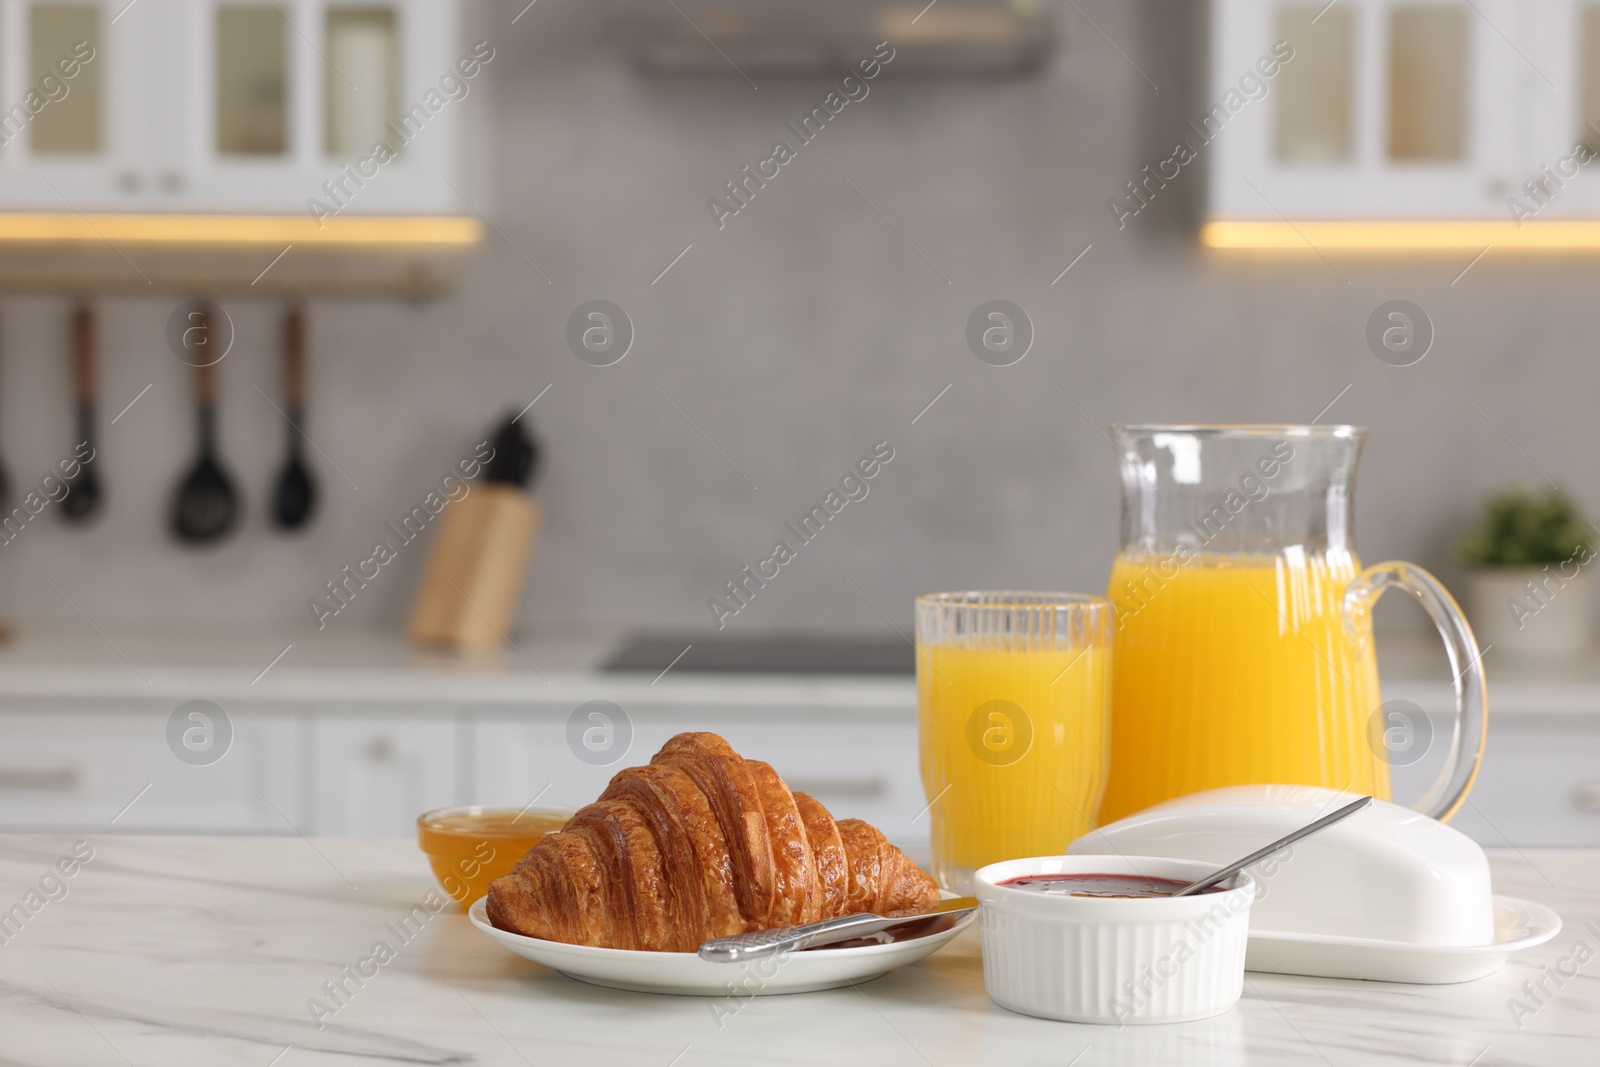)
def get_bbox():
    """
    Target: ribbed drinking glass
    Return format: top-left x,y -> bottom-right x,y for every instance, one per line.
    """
915,592 -> 1114,894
